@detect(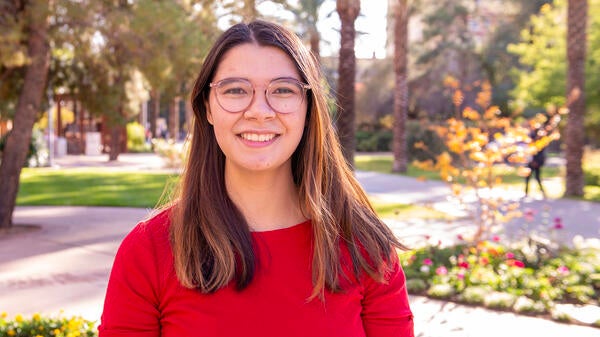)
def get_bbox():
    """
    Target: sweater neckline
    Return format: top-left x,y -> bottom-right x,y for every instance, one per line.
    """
250,219 -> 311,236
